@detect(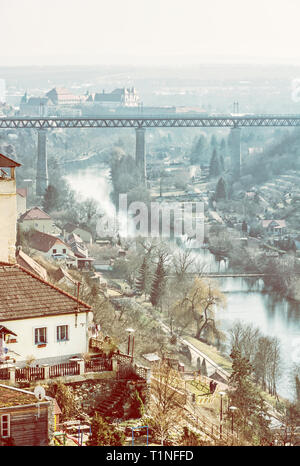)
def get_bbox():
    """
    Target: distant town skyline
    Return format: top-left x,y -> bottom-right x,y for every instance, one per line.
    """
1,0 -> 300,66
